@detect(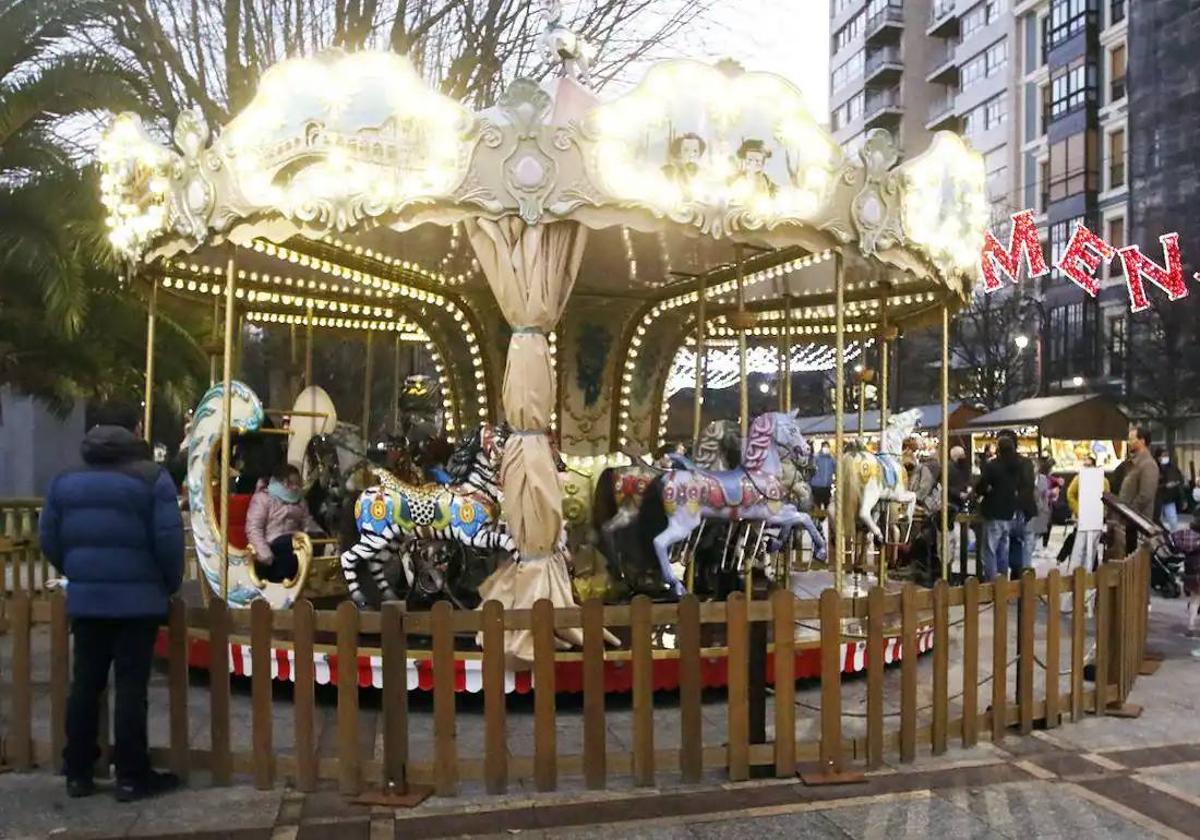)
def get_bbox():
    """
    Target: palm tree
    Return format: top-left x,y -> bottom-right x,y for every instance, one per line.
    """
0,0 -> 207,420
